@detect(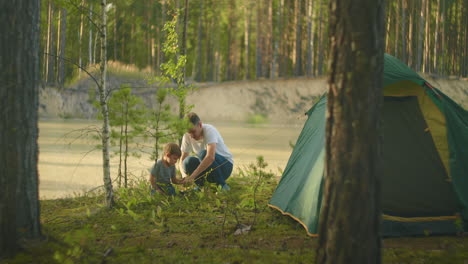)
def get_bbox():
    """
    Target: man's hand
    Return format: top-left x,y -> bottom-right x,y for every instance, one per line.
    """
183,176 -> 195,185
